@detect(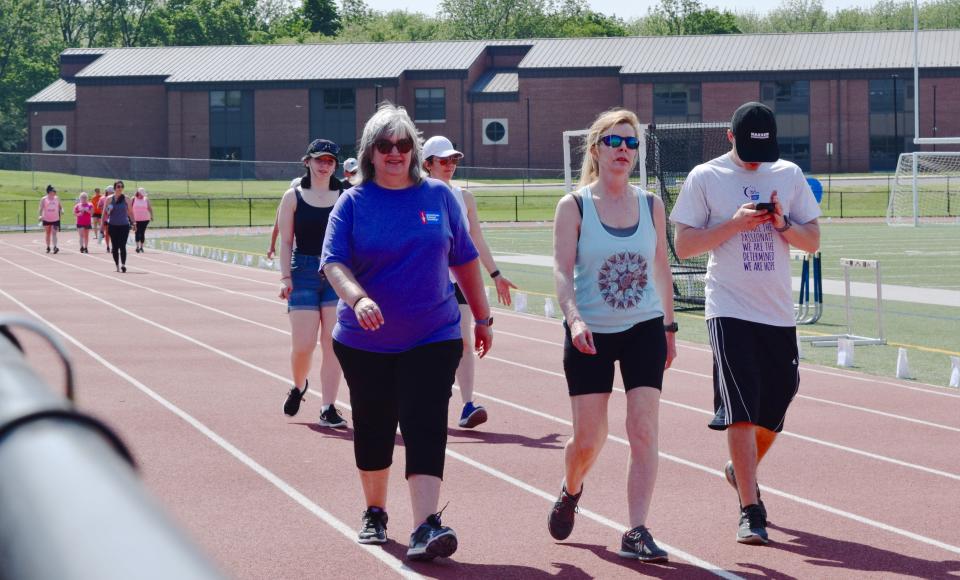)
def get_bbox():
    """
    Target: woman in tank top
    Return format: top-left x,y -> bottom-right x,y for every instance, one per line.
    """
549,109 -> 676,561
73,191 -> 94,253
104,180 -> 135,272
278,139 -> 347,429
421,135 -> 517,430
38,184 -> 62,254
